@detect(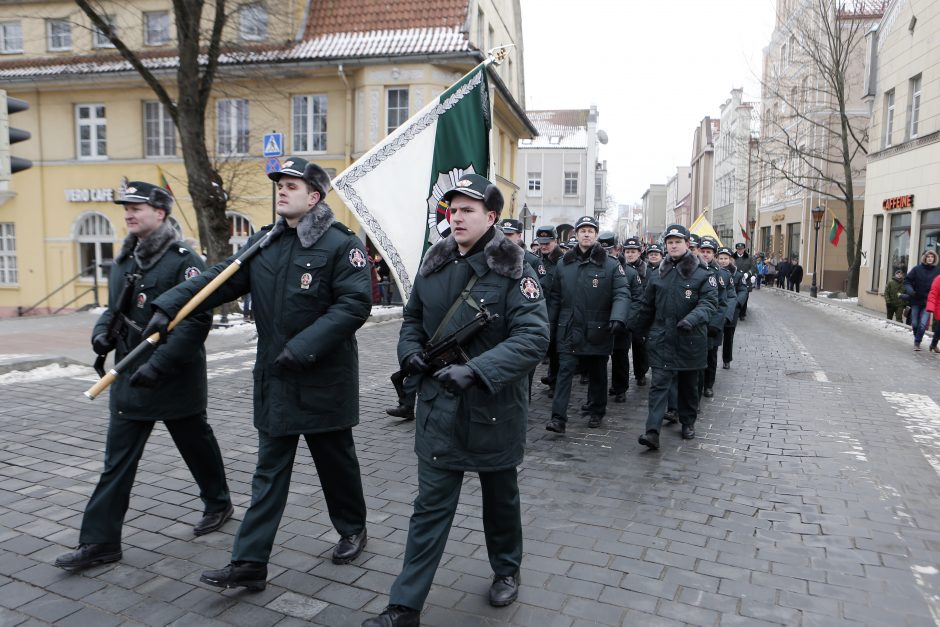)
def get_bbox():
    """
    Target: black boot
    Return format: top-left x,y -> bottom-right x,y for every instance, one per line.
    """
682,424 -> 696,439
361,605 -> 420,627
54,543 -> 122,572
638,431 -> 660,450
386,404 -> 414,420
545,418 -> 566,434
193,503 -> 234,536
588,415 -> 603,428
489,572 -> 519,607
332,529 -> 367,564
200,562 -> 267,590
